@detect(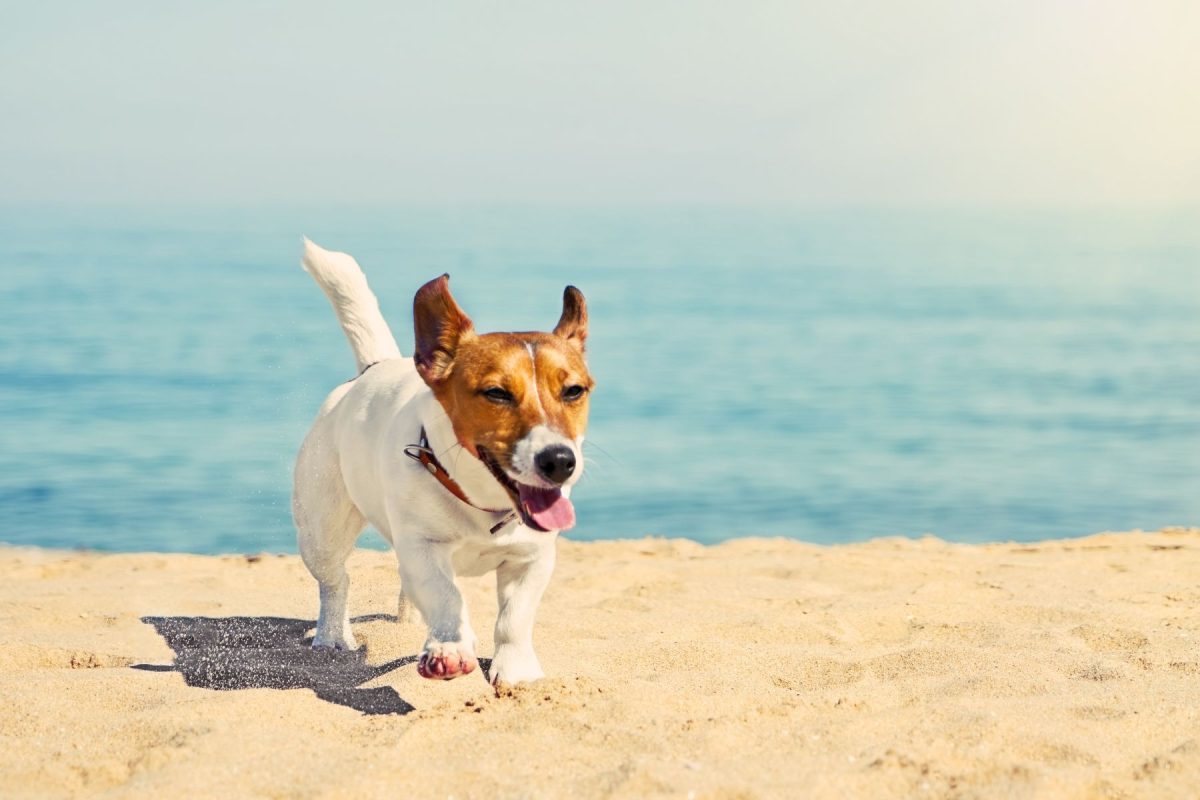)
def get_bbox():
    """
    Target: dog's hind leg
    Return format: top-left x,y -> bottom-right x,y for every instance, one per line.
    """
294,432 -> 366,651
